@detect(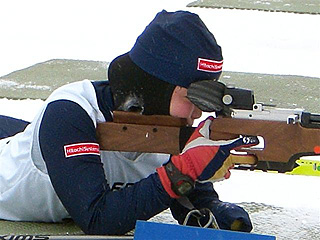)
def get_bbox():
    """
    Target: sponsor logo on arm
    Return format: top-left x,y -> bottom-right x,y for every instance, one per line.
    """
64,143 -> 100,158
